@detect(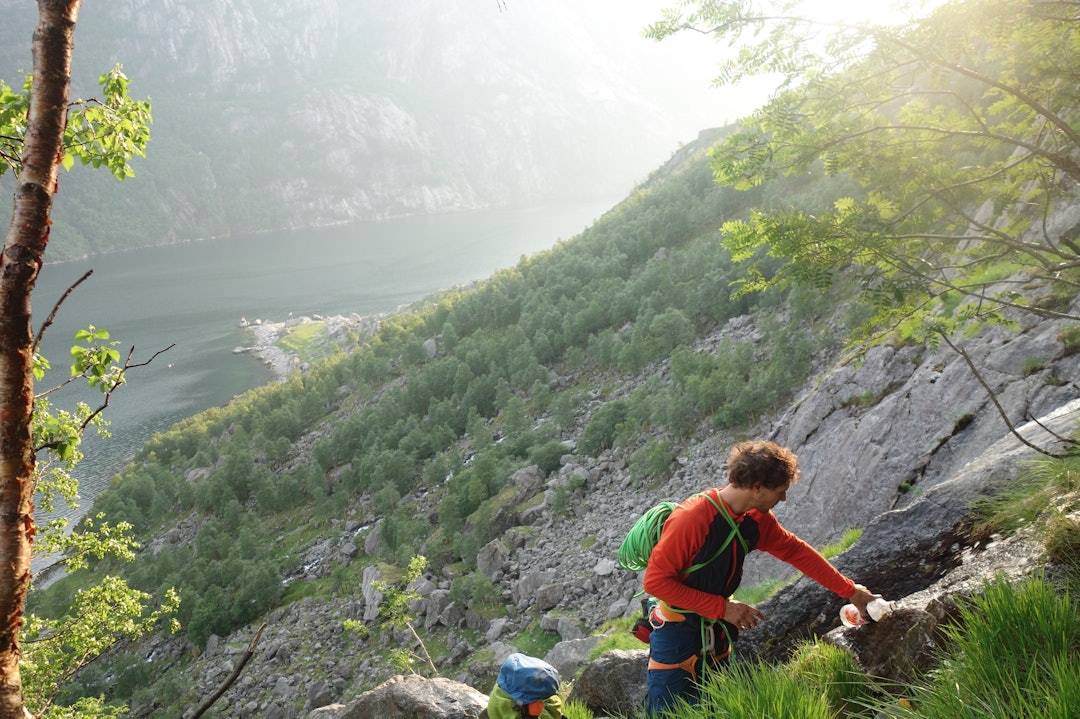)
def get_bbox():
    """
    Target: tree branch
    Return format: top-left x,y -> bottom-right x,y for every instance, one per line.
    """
188,623 -> 266,719
32,269 -> 93,354
876,24 -> 1080,154
33,342 -> 174,452
941,334 -> 1063,457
